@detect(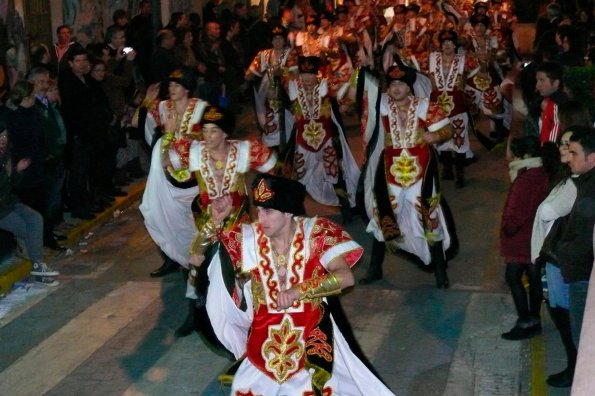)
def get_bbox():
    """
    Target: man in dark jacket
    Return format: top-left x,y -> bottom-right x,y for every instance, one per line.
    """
557,128 -> 595,346
149,29 -> 180,85
58,47 -> 103,219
